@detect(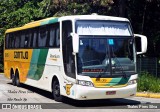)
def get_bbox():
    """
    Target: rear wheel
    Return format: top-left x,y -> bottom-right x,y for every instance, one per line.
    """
15,72 -> 21,87
52,79 -> 63,102
11,73 -> 16,86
